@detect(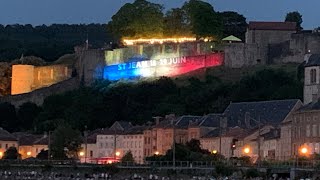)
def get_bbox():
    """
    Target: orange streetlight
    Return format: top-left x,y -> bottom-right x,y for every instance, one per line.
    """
115,151 -> 121,157
79,151 -> 85,157
154,151 -> 159,156
300,147 -> 308,155
212,150 -> 217,154
27,151 -> 31,156
243,147 -> 250,154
